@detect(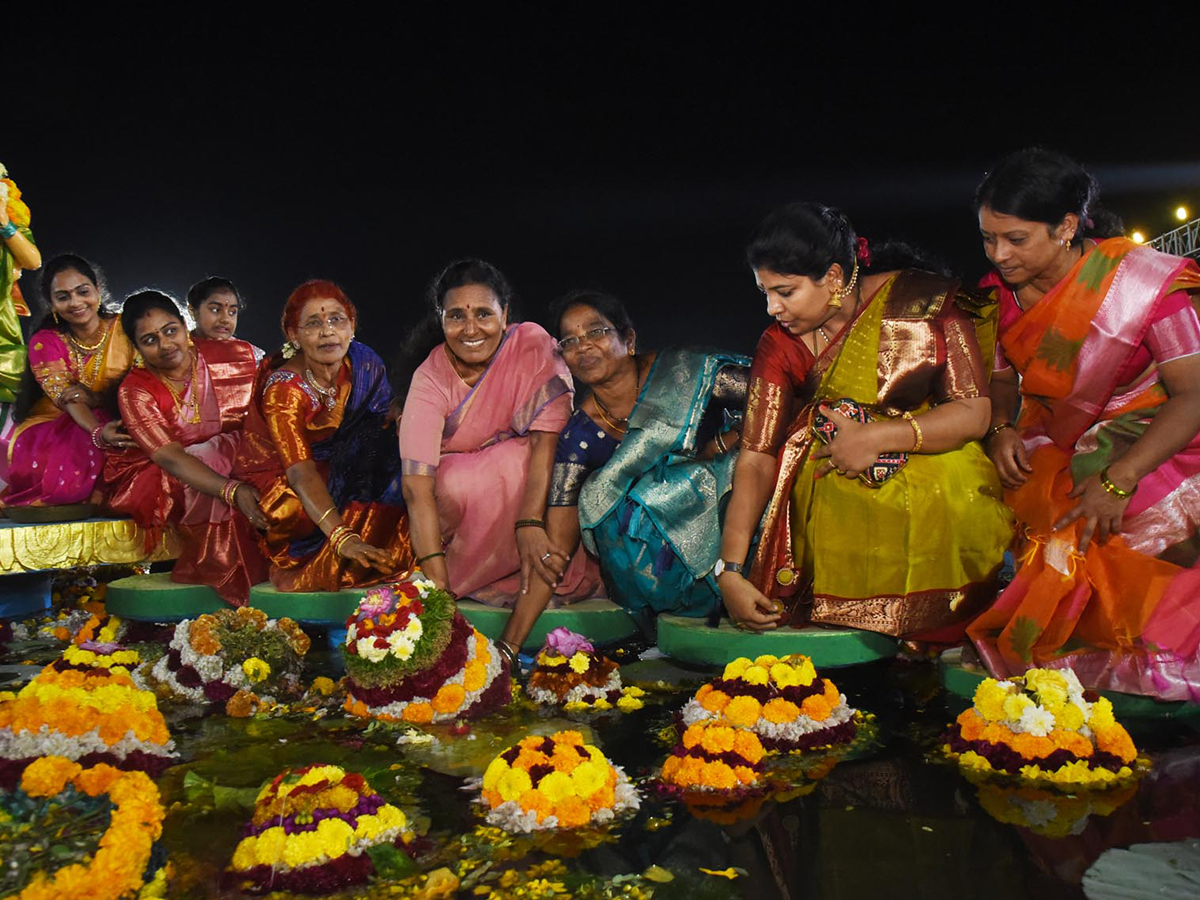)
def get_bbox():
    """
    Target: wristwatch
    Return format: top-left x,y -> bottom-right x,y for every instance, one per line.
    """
714,559 -> 745,578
